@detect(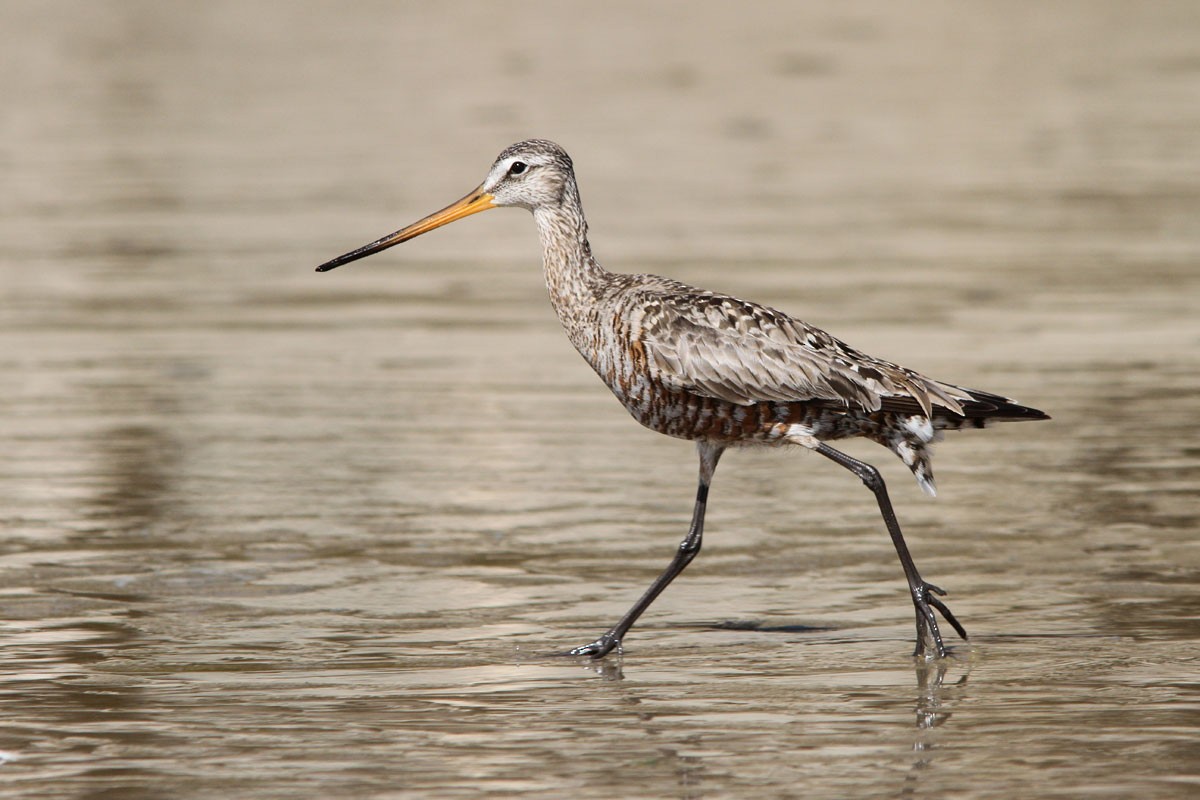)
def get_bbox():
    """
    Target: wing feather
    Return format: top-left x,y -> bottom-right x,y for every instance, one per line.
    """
634,286 -> 967,415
